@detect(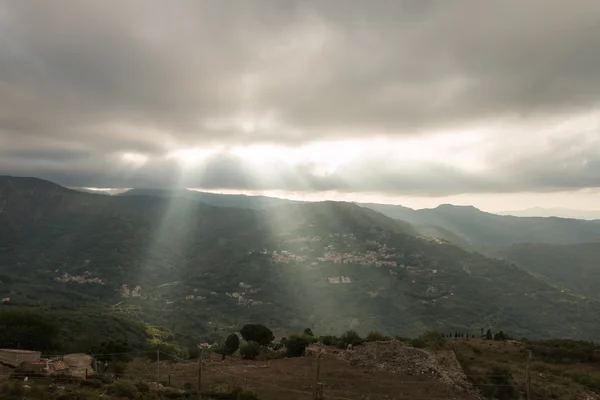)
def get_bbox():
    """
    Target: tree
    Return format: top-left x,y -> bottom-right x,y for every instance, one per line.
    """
0,309 -> 60,351
286,335 -> 310,357
225,333 -> 240,353
215,333 -> 241,360
240,342 -> 261,360
303,328 -> 313,336
240,324 -> 274,346
486,329 -> 493,340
